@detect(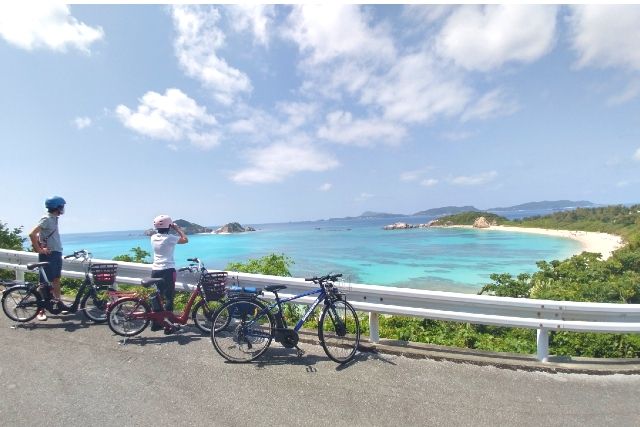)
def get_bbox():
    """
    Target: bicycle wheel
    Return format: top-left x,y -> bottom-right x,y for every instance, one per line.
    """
211,299 -> 274,363
2,286 -> 40,322
319,299 -> 360,364
81,288 -> 109,323
108,298 -> 150,337
192,299 -> 228,334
